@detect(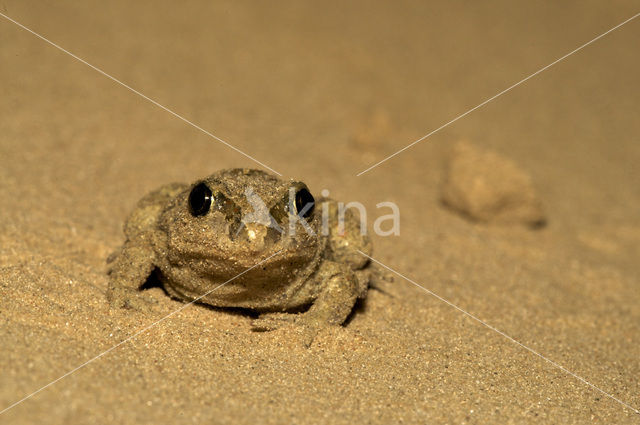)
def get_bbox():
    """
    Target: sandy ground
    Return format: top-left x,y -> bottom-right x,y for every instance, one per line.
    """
1,1 -> 639,423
